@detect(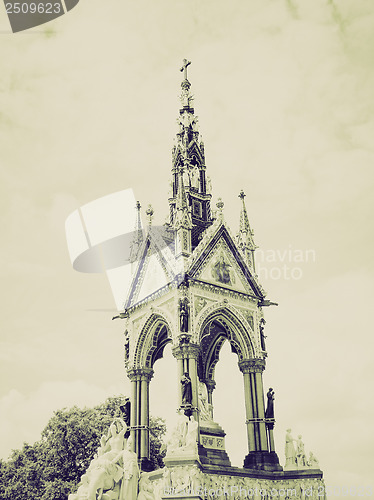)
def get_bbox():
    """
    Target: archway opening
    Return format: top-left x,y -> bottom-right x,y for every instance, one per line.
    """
214,340 -> 247,467
149,342 -> 178,447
